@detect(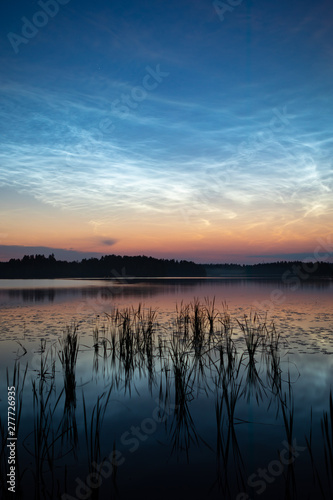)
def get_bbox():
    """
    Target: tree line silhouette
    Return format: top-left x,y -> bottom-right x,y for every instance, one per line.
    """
0,254 -> 206,278
0,254 -> 332,279
205,261 -> 333,278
